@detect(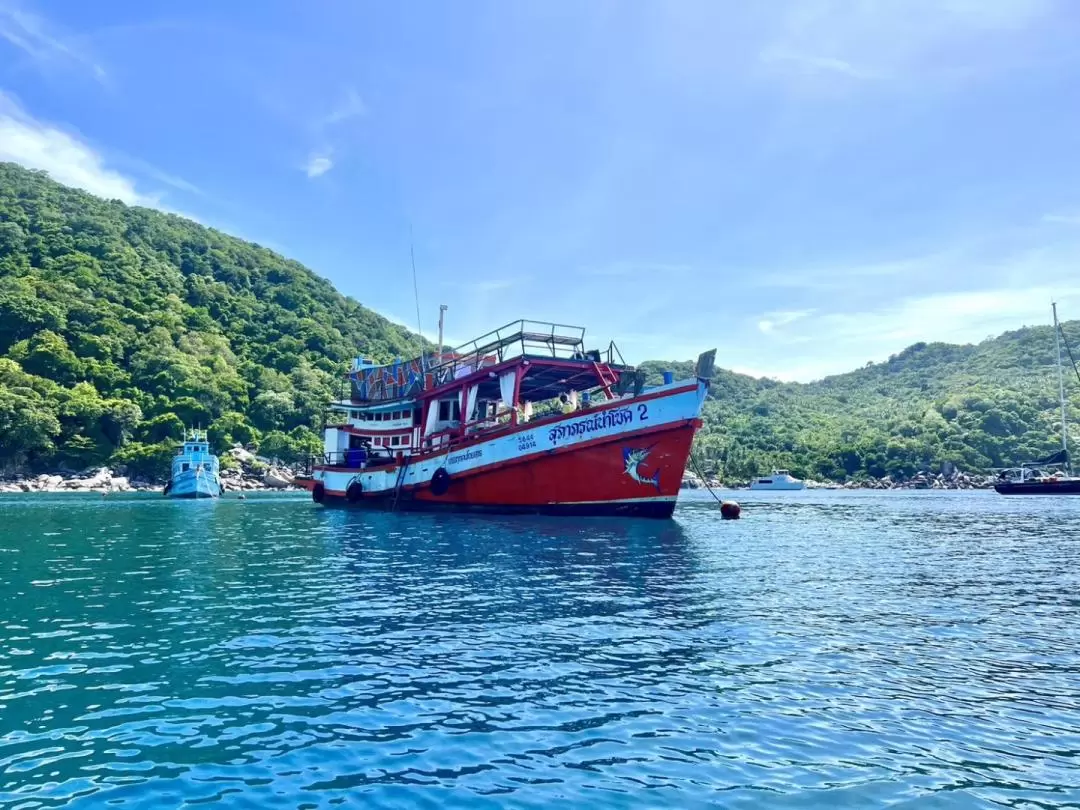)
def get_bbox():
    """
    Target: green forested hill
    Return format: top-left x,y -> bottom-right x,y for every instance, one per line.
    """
2,162 -> 1076,482
0,163 -> 421,476
642,322 -> 1080,482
